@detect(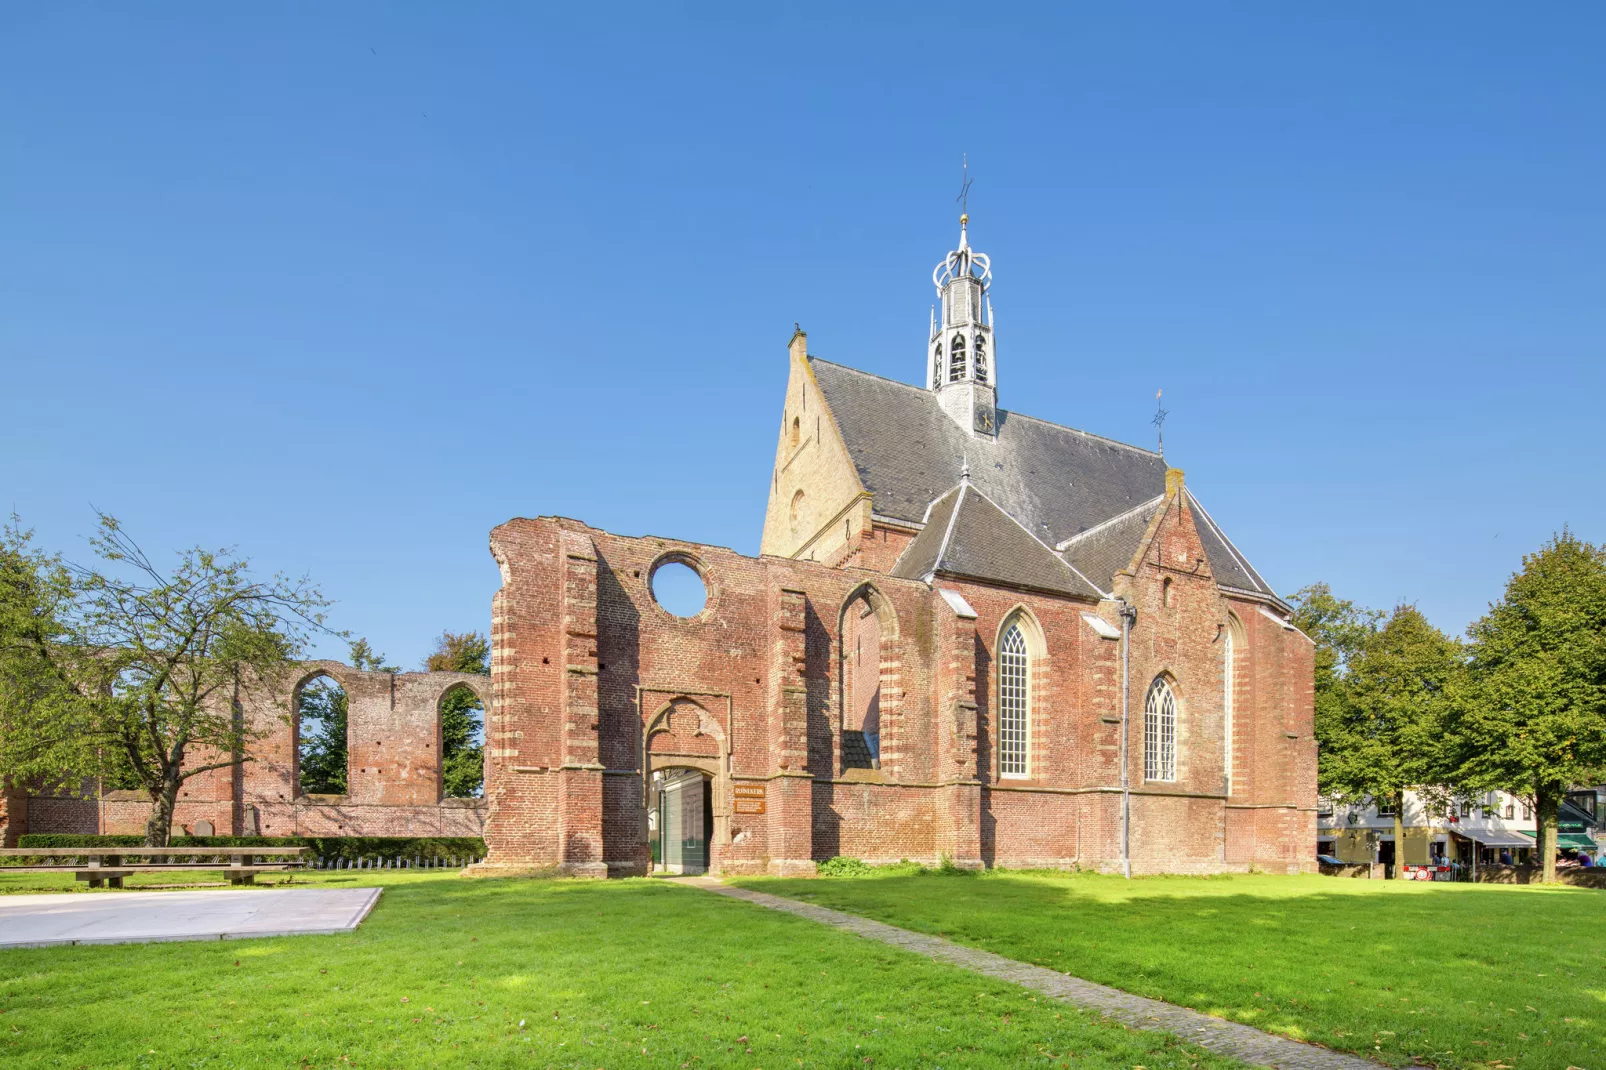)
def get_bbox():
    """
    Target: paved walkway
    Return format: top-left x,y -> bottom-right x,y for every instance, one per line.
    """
0,887 -> 382,949
683,878 -> 1416,1070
